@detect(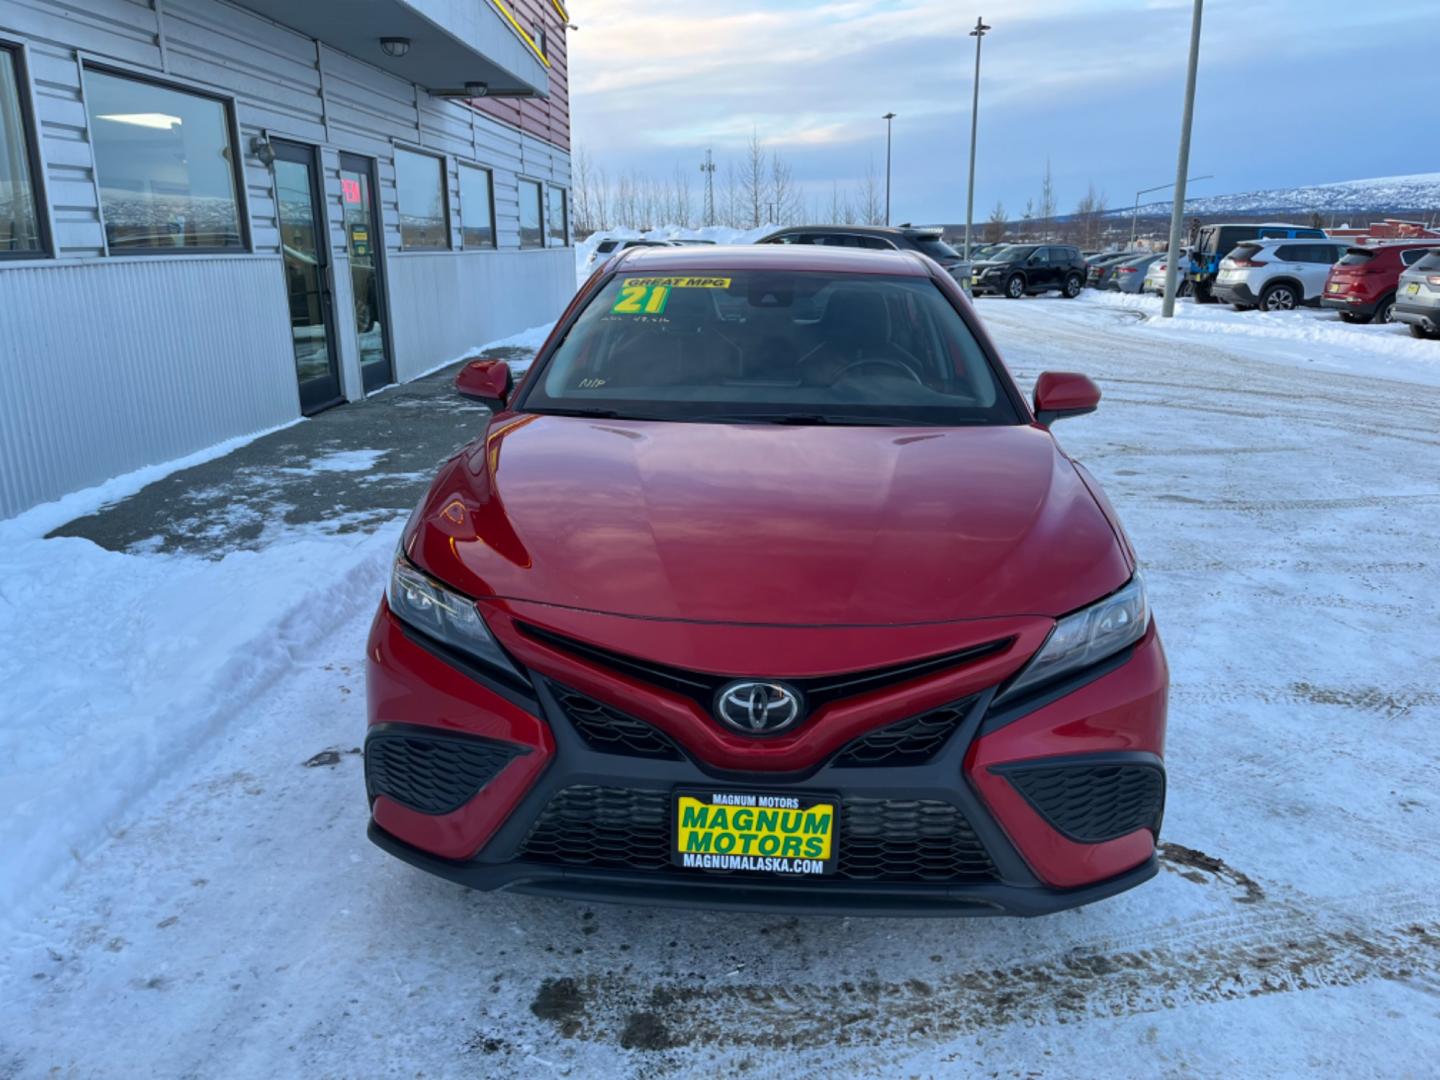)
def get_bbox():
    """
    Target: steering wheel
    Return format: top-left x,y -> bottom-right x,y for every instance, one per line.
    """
831,356 -> 923,385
